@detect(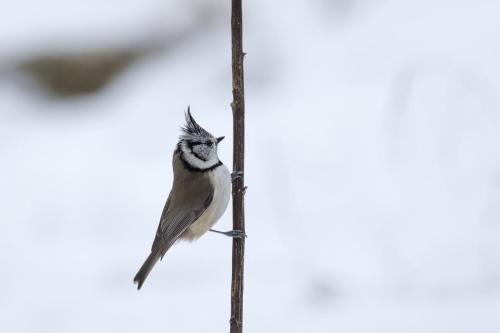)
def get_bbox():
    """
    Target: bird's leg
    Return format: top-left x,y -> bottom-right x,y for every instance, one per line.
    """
231,171 -> 244,183
209,229 -> 247,238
